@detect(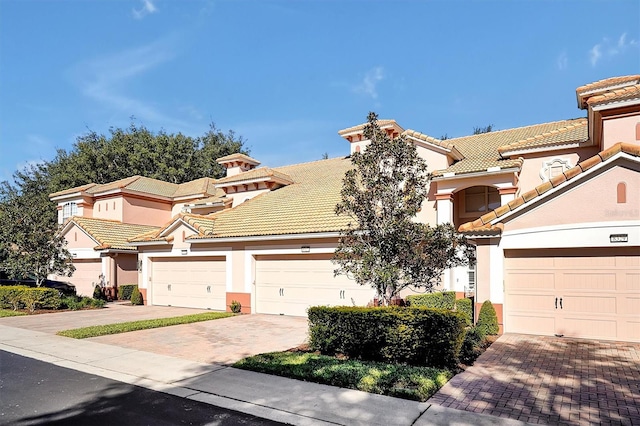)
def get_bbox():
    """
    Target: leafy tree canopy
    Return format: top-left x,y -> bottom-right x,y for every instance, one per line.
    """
473,124 -> 494,135
333,112 -> 475,305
